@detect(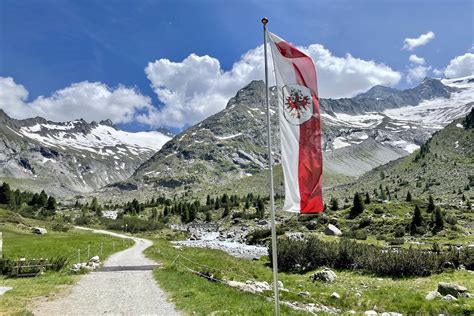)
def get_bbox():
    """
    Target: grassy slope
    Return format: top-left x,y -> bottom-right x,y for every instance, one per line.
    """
144,235 -> 473,315
0,209 -> 131,315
